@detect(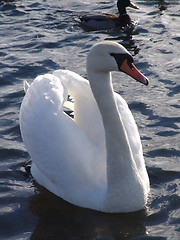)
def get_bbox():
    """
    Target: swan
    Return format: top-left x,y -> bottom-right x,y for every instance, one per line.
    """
78,0 -> 139,30
20,41 -> 150,213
